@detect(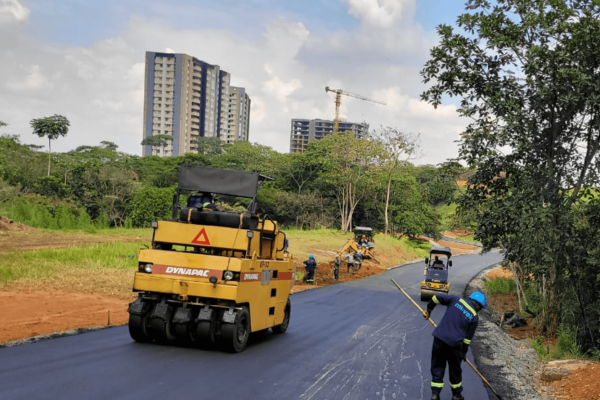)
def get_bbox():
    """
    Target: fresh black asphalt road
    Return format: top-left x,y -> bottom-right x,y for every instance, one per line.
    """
0,251 -> 502,400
